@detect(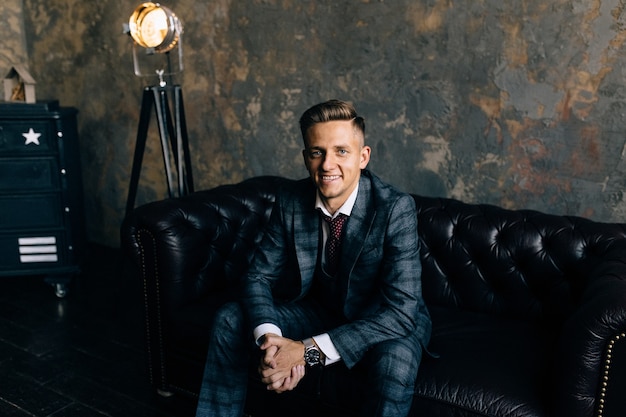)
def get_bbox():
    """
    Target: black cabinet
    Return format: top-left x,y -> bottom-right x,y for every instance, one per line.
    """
0,101 -> 85,297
